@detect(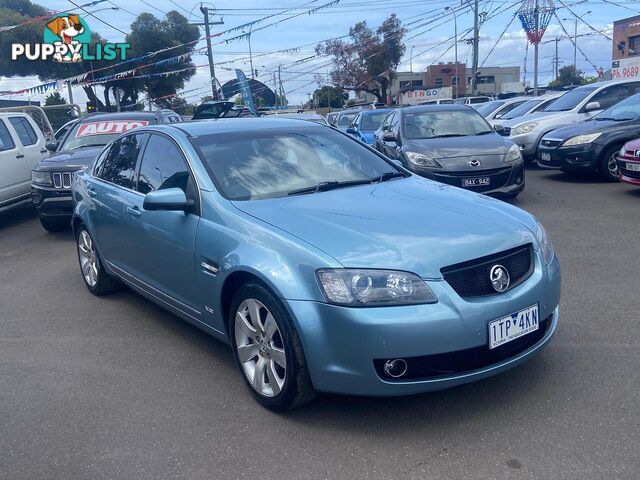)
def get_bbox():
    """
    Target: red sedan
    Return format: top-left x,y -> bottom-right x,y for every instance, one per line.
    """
617,138 -> 640,186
